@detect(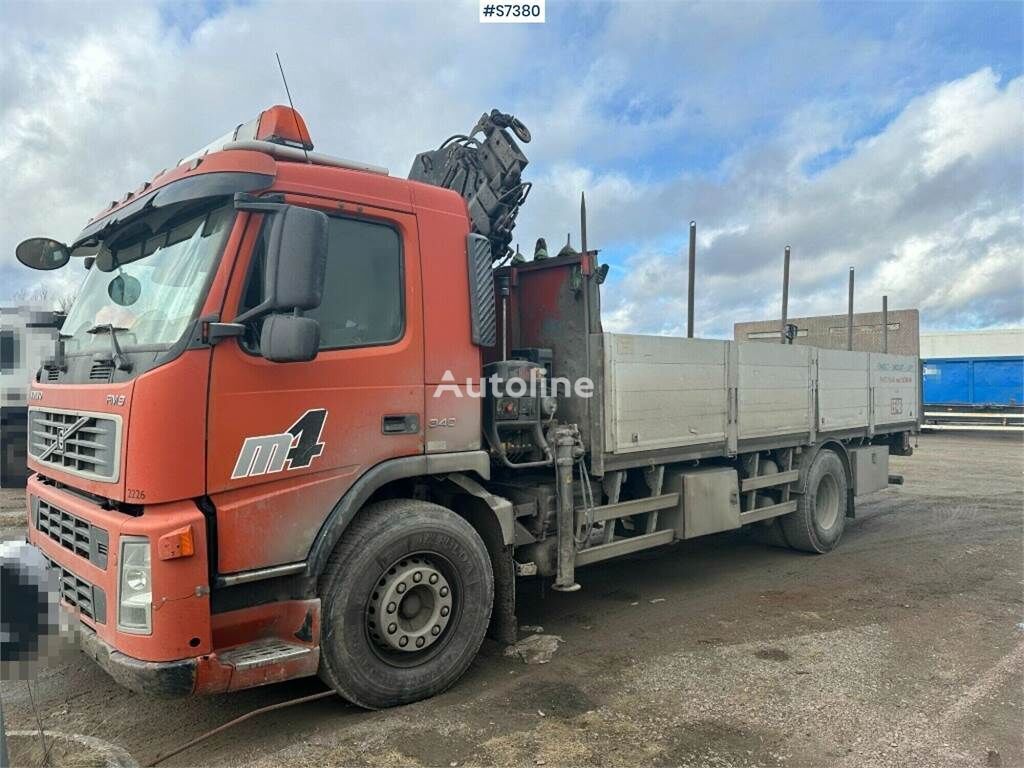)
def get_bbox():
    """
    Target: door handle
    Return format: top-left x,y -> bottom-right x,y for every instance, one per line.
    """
382,414 -> 420,435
